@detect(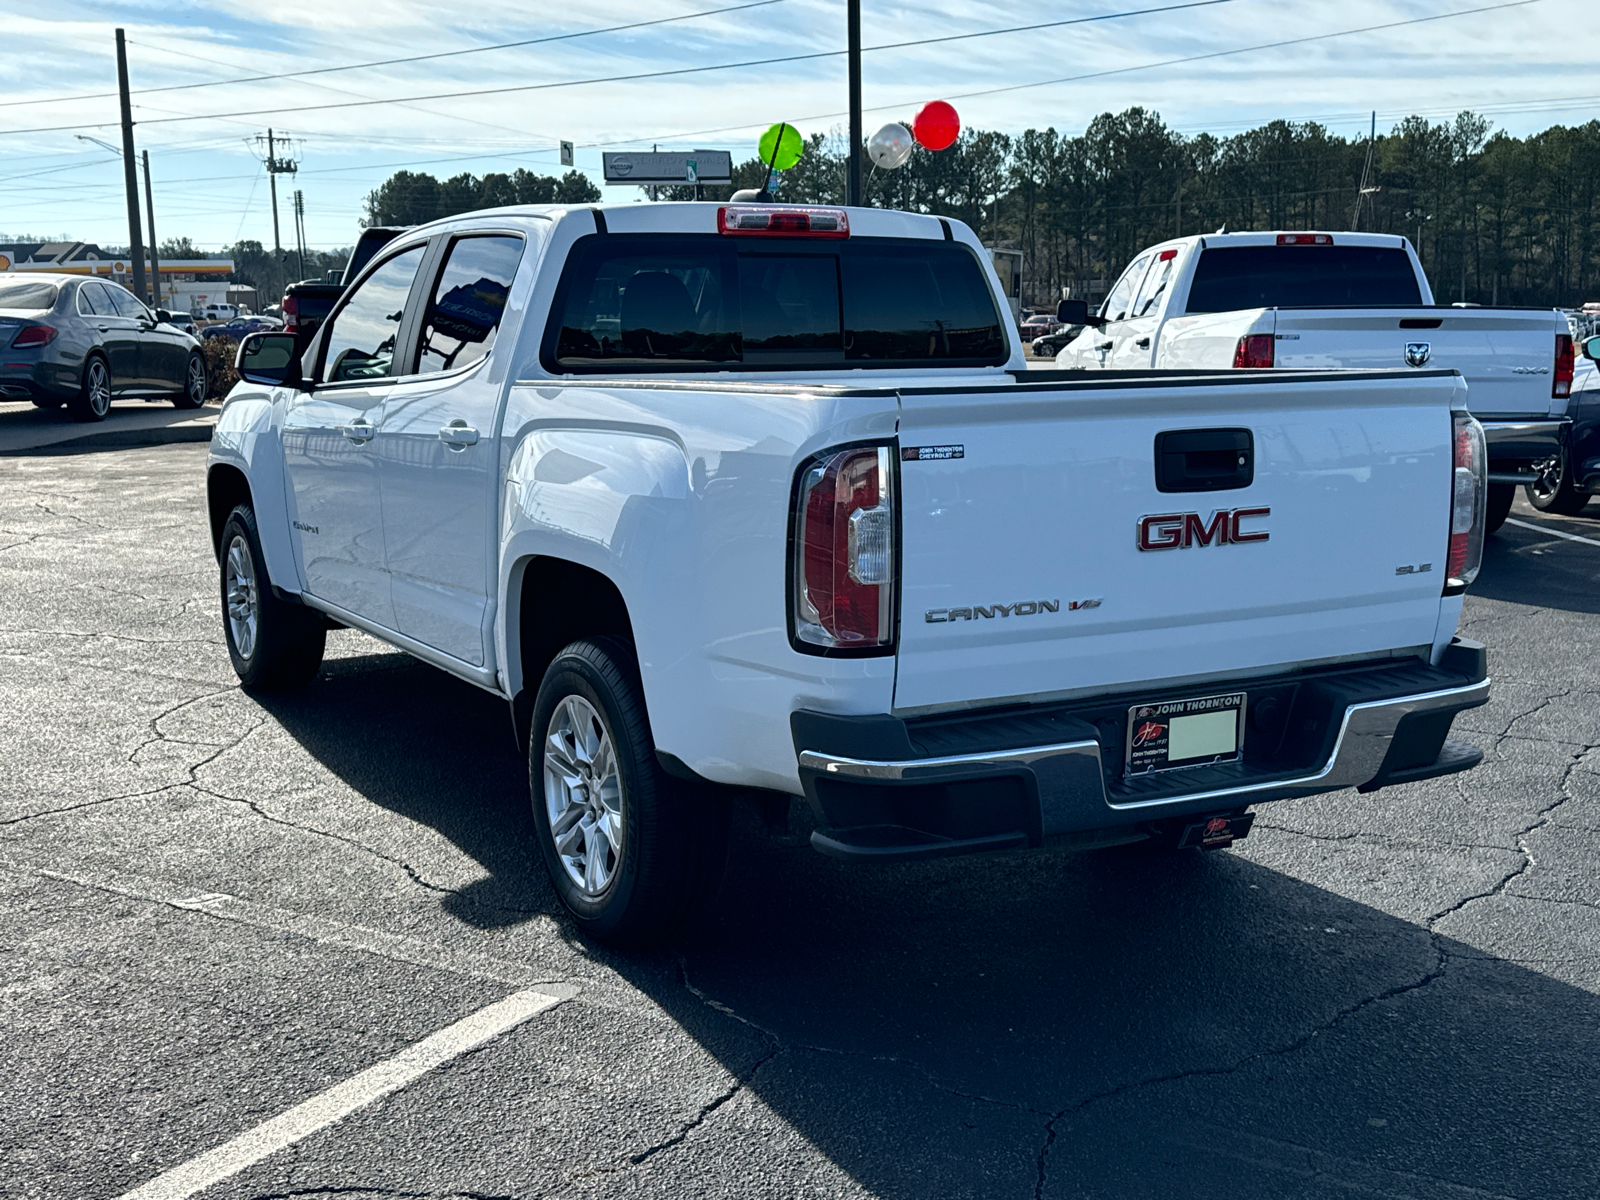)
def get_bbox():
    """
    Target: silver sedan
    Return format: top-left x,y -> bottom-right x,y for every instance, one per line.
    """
0,273 -> 207,421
